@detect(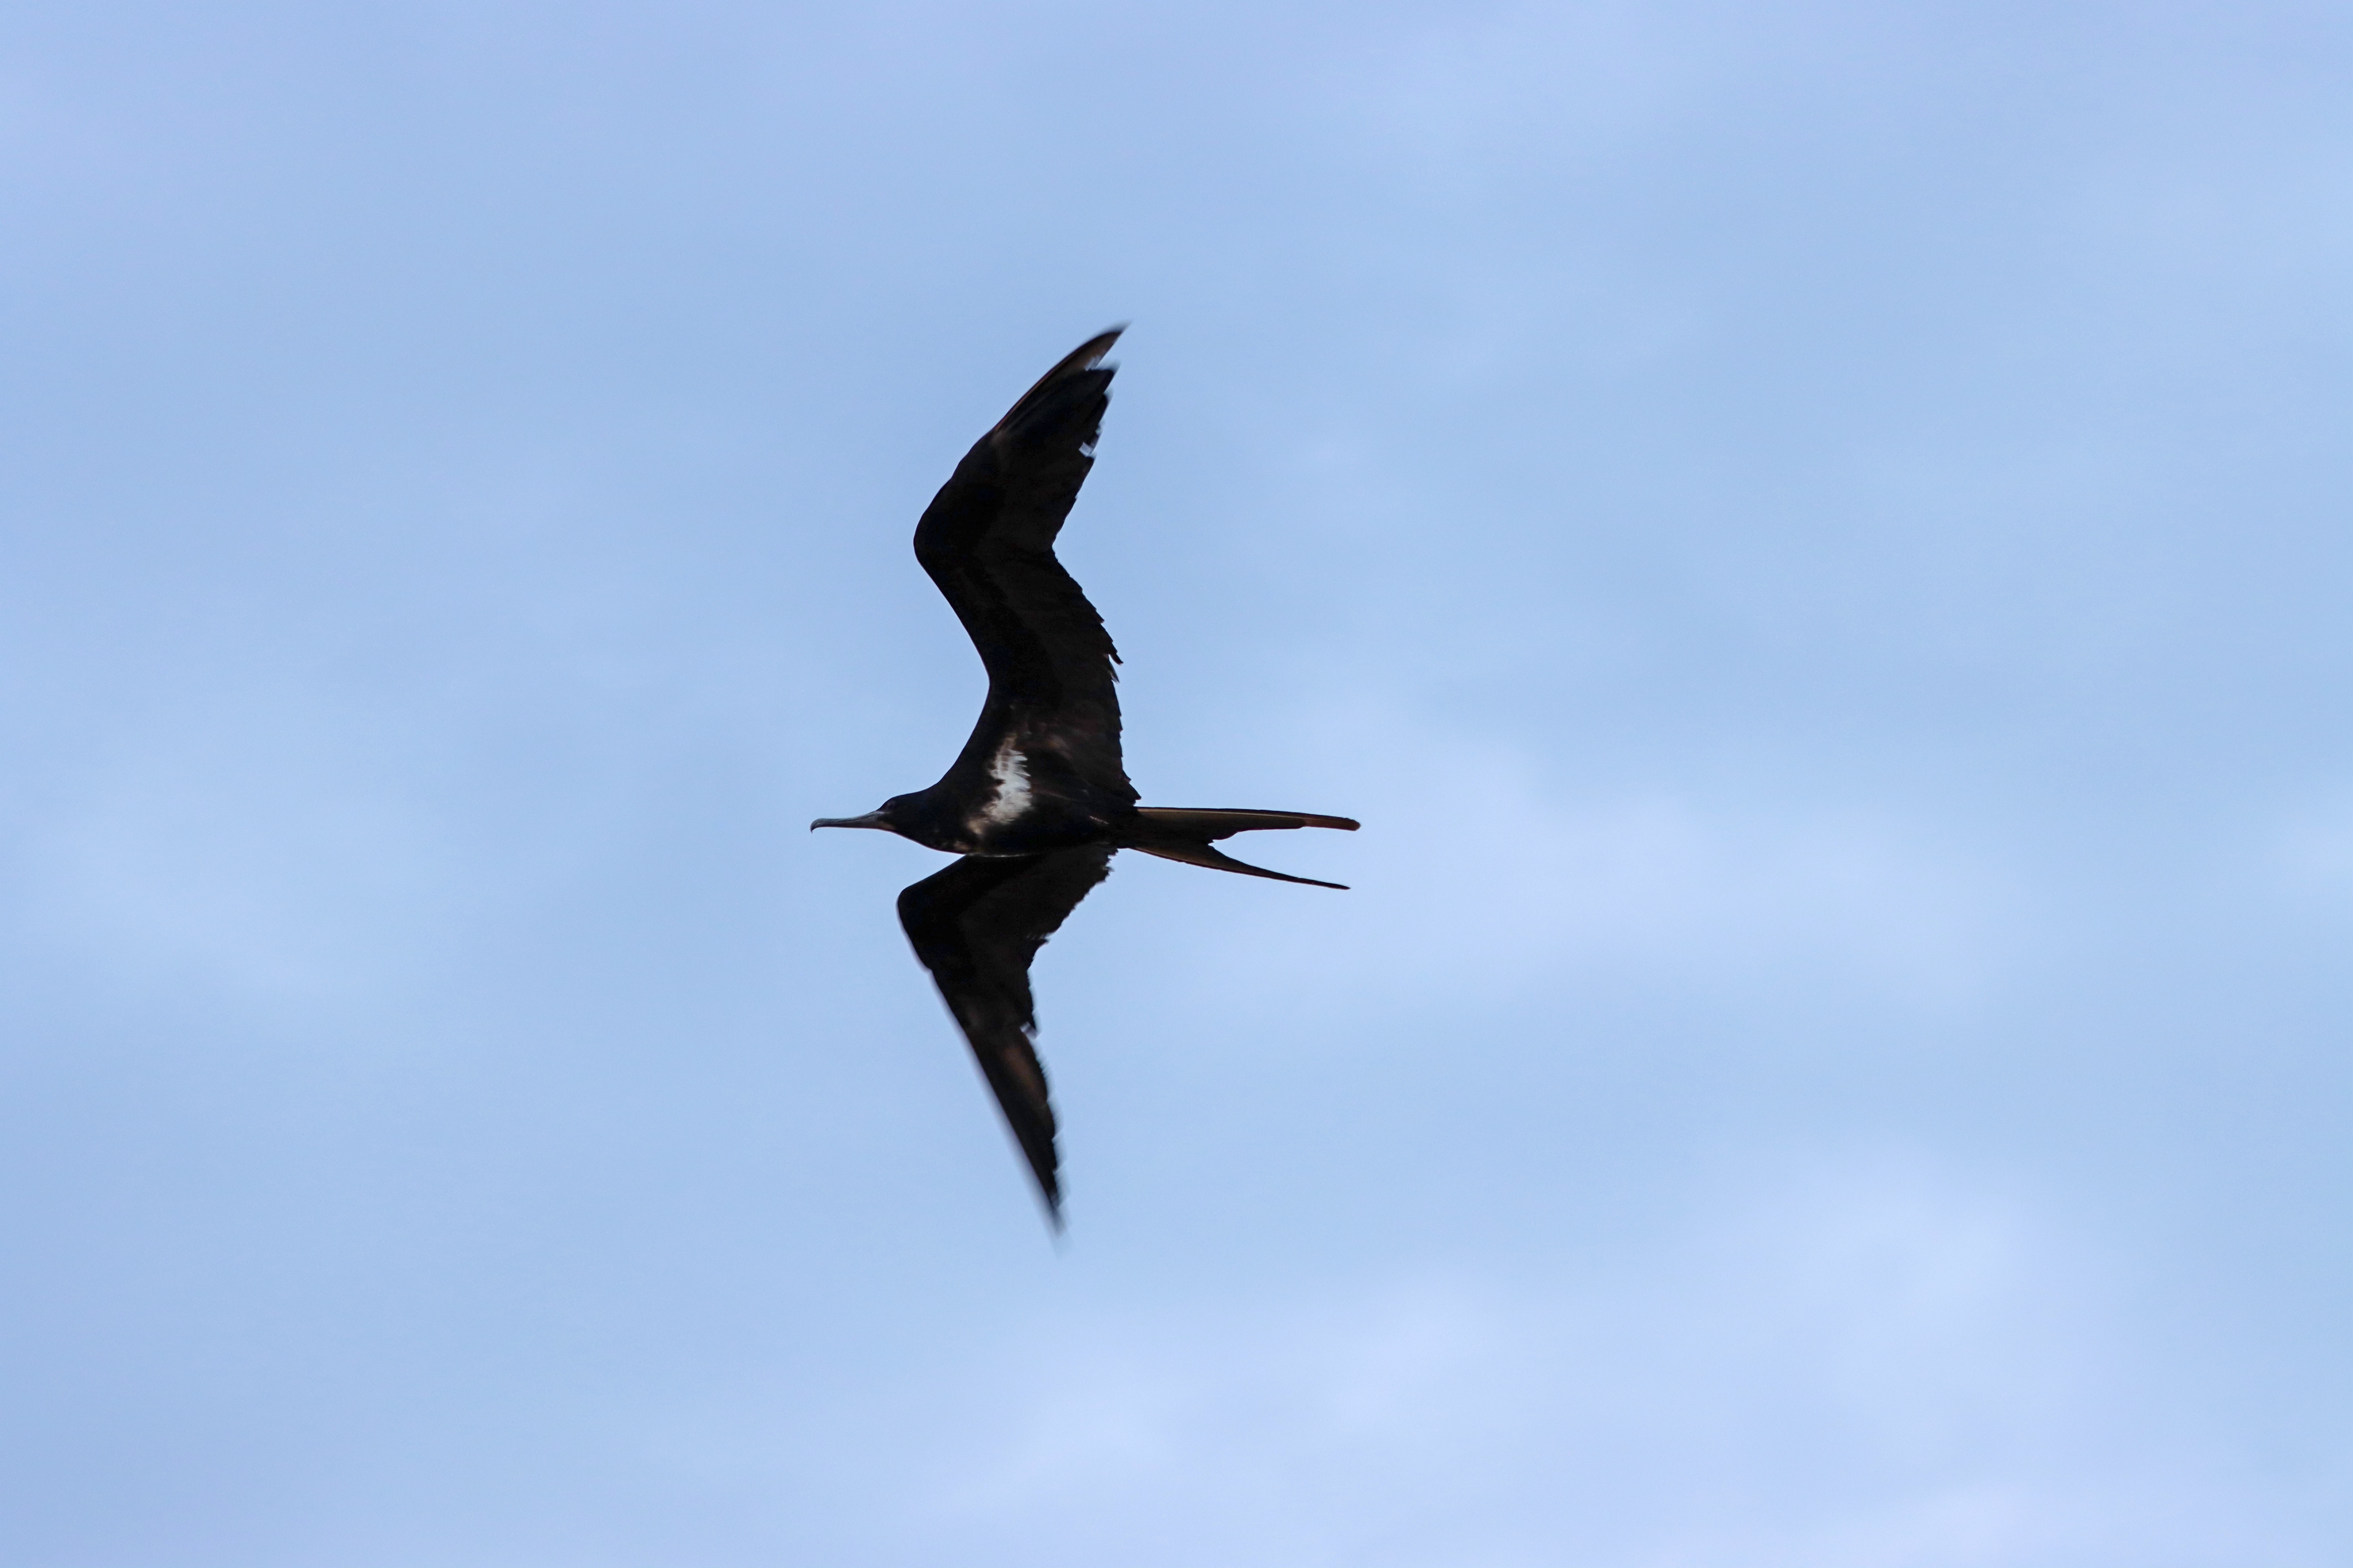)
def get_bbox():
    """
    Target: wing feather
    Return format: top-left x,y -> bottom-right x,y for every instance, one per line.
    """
896,846 -> 1117,1223
912,331 -> 1134,809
